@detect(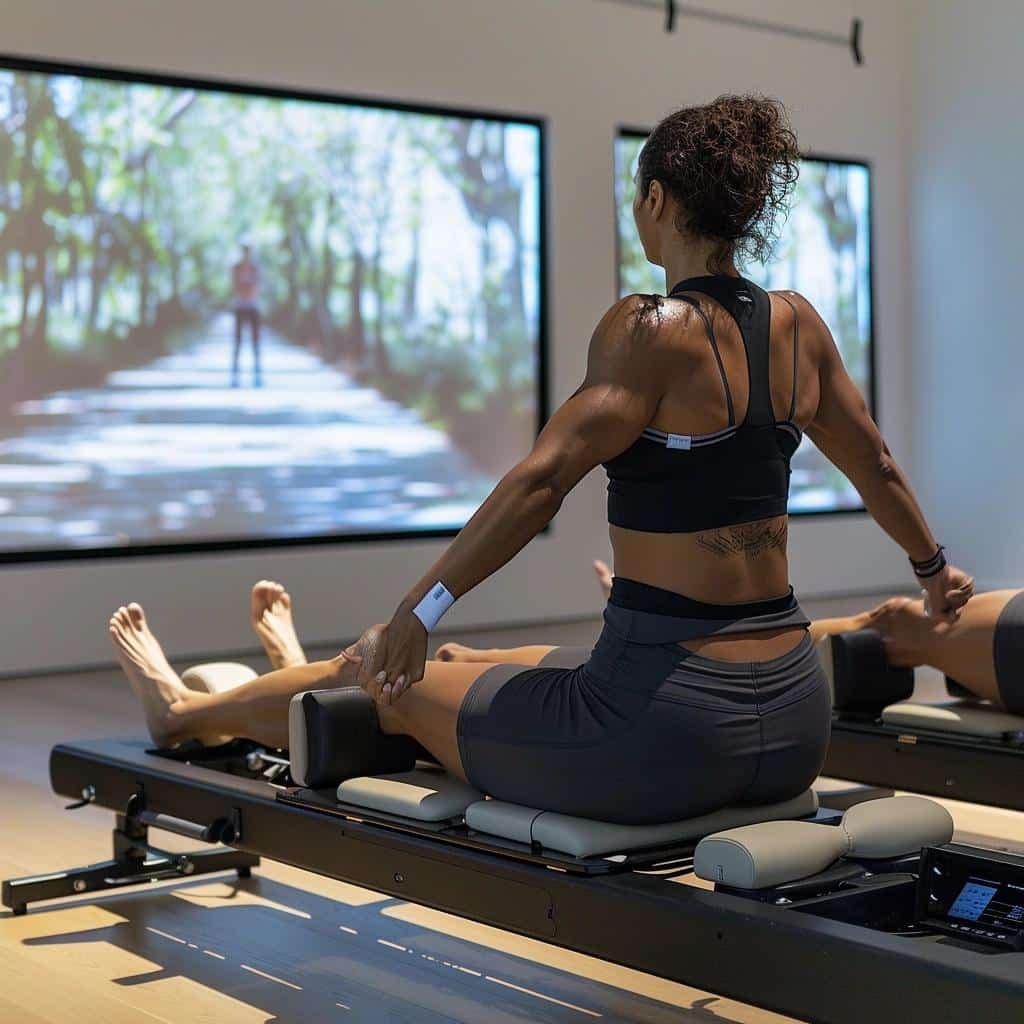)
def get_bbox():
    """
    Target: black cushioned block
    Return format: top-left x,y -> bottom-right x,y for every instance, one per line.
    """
289,688 -> 430,788
826,630 -> 914,713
